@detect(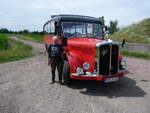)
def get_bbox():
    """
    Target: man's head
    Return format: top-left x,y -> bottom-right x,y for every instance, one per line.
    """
53,36 -> 58,44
